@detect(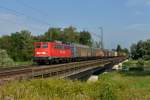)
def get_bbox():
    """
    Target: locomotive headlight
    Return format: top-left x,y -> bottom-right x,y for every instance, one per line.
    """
42,52 -> 47,54
36,52 -> 41,54
36,52 -> 47,55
